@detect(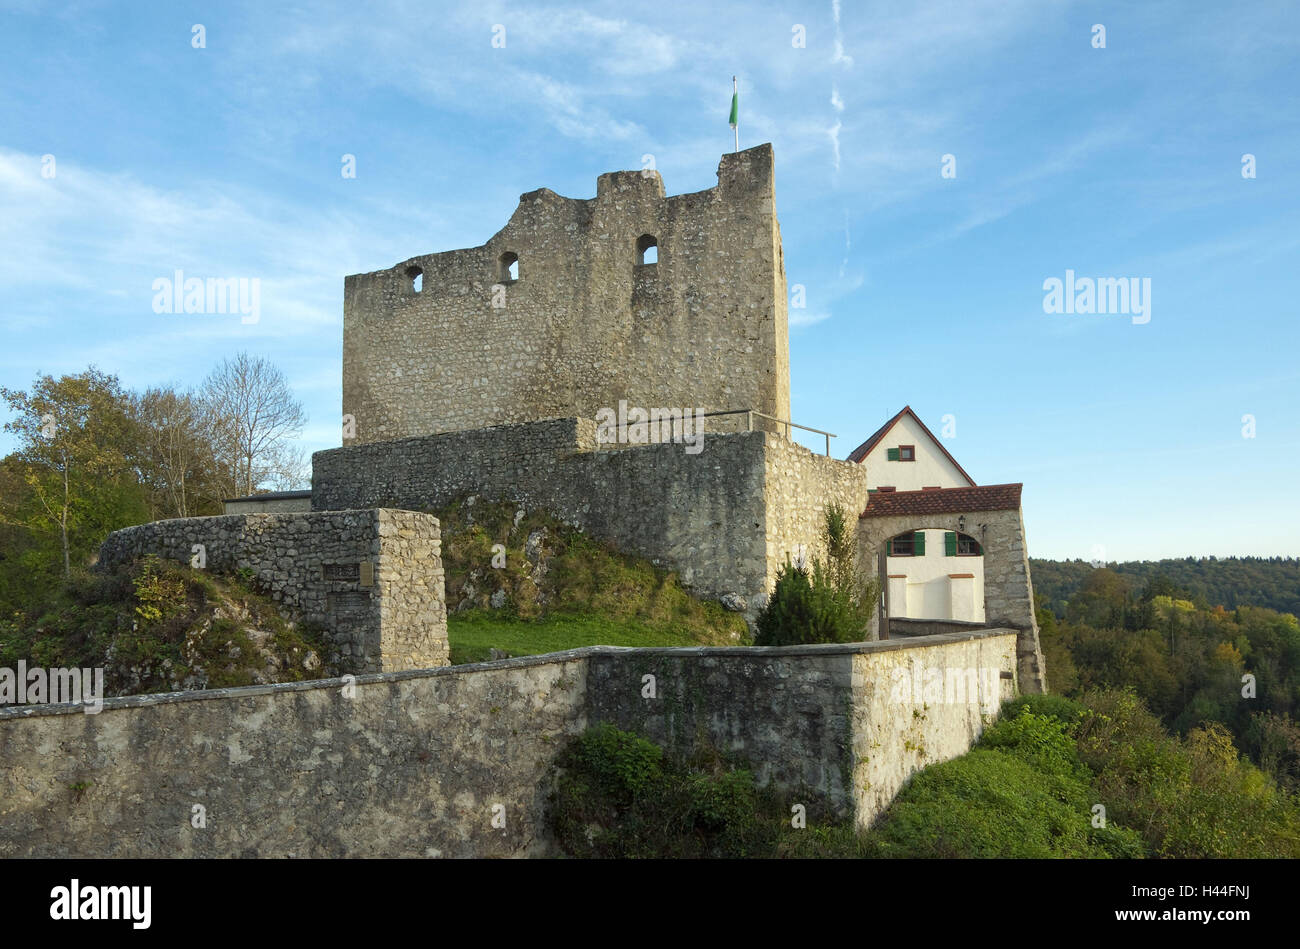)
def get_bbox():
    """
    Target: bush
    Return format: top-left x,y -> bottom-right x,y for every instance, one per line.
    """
755,503 -> 878,646
568,723 -> 663,804
754,561 -> 852,646
864,749 -> 1142,858
1000,694 -> 1088,729
548,724 -> 863,858
980,707 -> 1089,781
